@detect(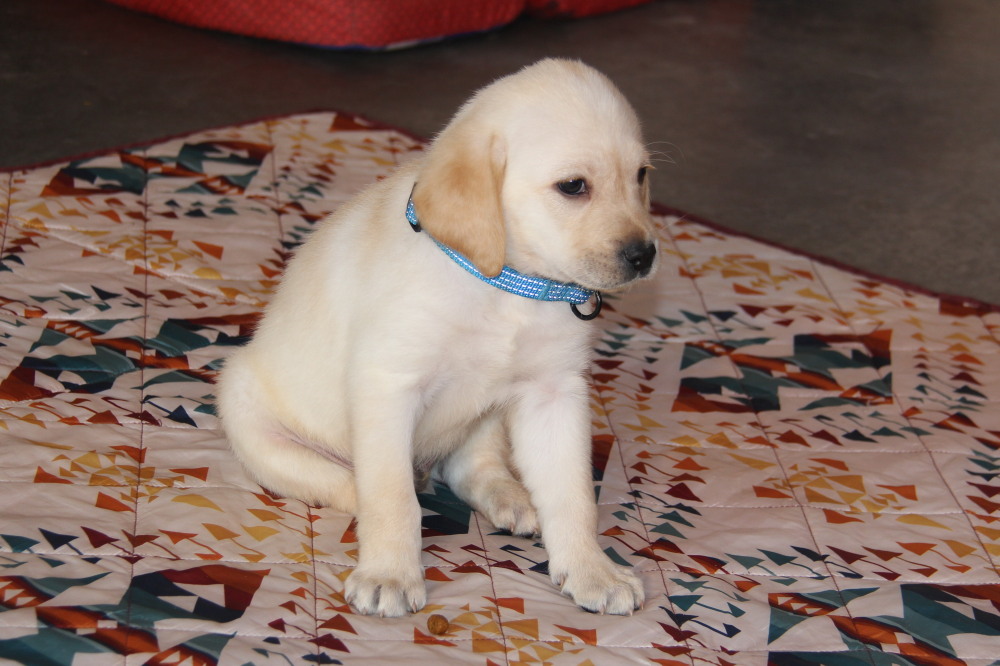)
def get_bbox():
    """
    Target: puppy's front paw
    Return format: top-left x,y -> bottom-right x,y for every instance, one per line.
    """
345,566 -> 426,617
555,559 -> 644,615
